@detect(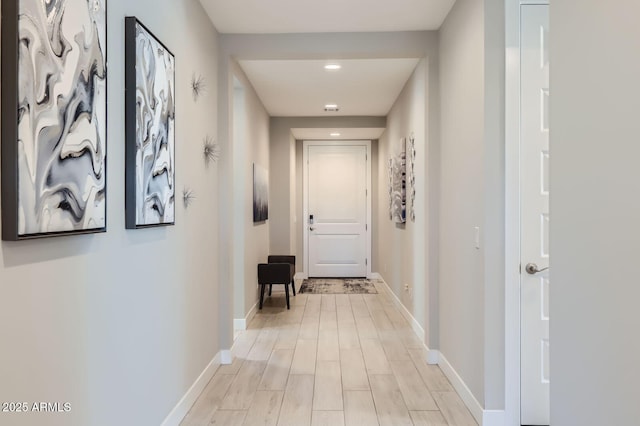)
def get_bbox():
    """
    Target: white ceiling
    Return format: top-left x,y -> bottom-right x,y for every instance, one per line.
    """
238,58 -> 421,117
199,0 -> 455,34
202,1 -> 452,138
